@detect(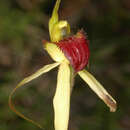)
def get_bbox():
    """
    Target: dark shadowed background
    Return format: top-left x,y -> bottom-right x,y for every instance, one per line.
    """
0,0 -> 130,130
